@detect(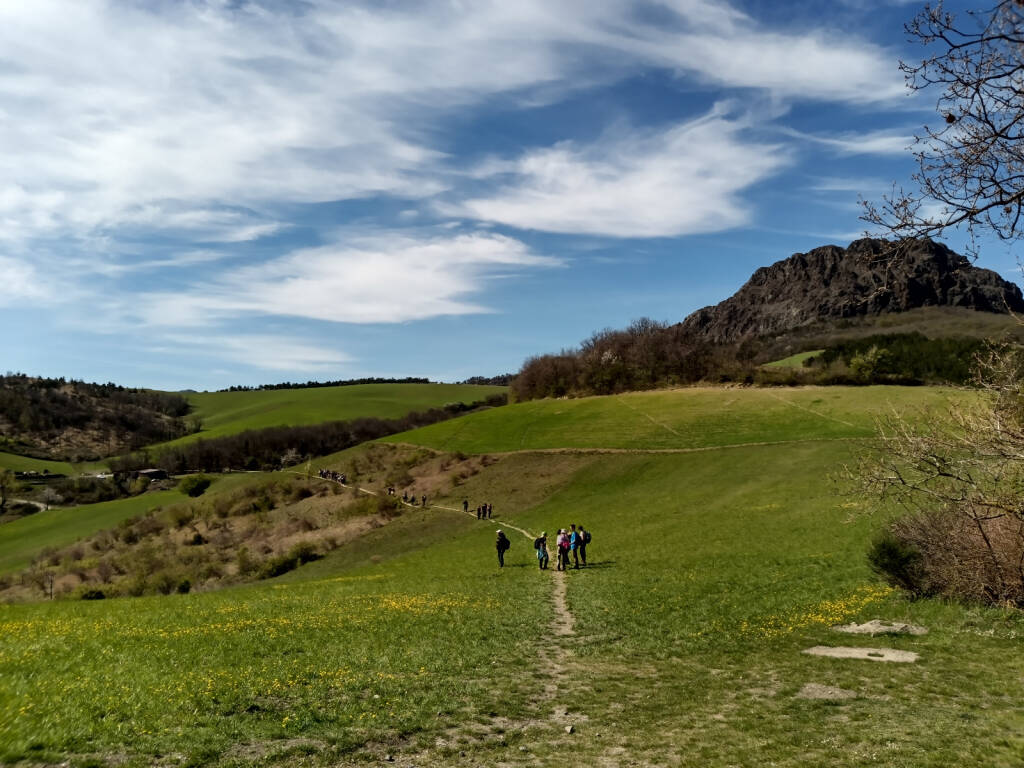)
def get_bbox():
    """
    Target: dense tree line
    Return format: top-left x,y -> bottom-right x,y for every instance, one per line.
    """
460,374 -> 514,386
813,333 -> 986,384
511,319 -> 722,400
110,393 -> 507,473
0,374 -> 192,458
218,376 -> 430,392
